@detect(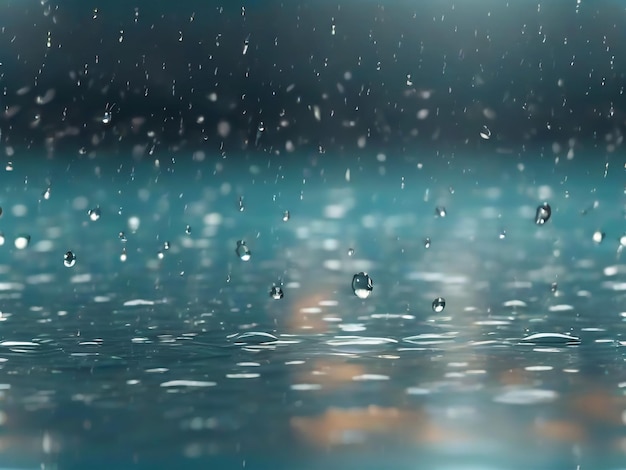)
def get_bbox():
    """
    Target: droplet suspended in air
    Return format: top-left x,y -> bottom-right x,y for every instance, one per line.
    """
347,248 -> 355,257
63,251 -> 76,267
14,234 -> 30,250
42,187 -> 51,200
424,237 -> 431,249
479,125 -> 492,140
157,250 -> 164,260
499,230 -> 507,240
620,234 -> 626,247
352,272 -> 373,299
550,282 -> 558,293
120,248 -> 127,262
102,111 -> 112,125
238,197 -> 245,212
435,206 -> 447,218
432,297 -> 446,313
185,224 -> 192,235
163,241 -> 170,251
269,285 -> 284,300
282,211 -> 290,222
119,231 -> 127,242
236,240 -> 251,261
535,202 -> 551,225
592,230 -> 605,244
88,207 -> 101,221
0,232 -> 4,246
